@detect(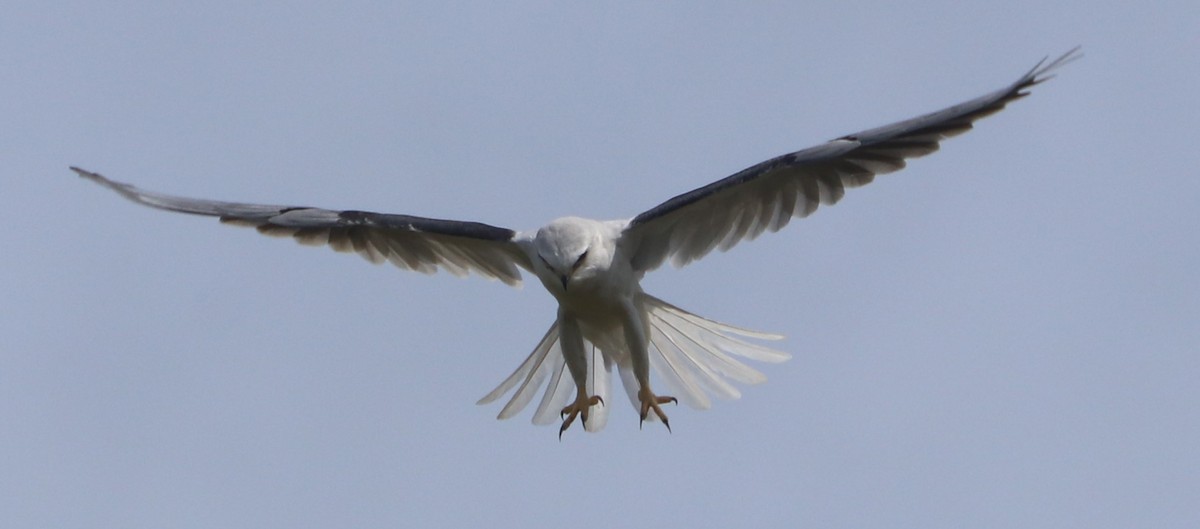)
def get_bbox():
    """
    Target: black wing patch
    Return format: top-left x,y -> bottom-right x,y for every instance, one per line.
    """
72,167 -> 530,284
622,48 -> 1079,271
